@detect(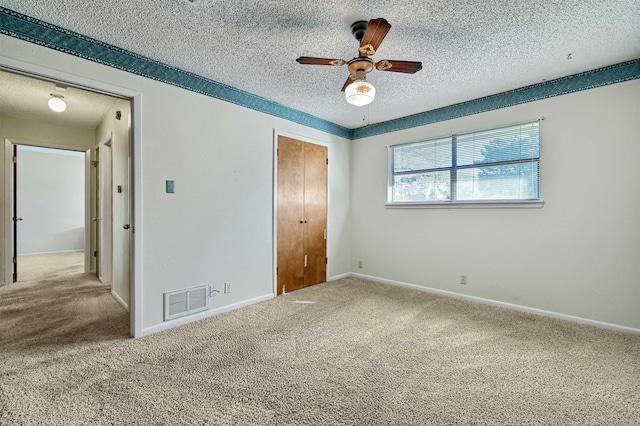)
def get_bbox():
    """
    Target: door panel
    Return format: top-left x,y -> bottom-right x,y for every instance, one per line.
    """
303,143 -> 327,286
100,141 -> 113,284
94,146 -> 100,278
277,136 -> 305,294
111,105 -> 132,308
95,138 -> 113,284
276,135 -> 327,294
